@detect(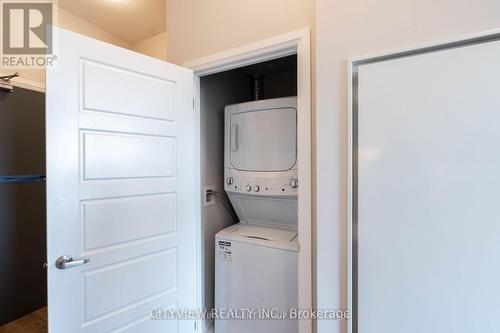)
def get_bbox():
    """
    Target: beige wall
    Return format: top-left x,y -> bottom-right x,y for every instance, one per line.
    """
3,7 -> 169,87
131,32 -> 167,61
58,8 -> 131,49
166,1 -> 317,324
315,1 -> 500,332
166,0 -> 314,64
